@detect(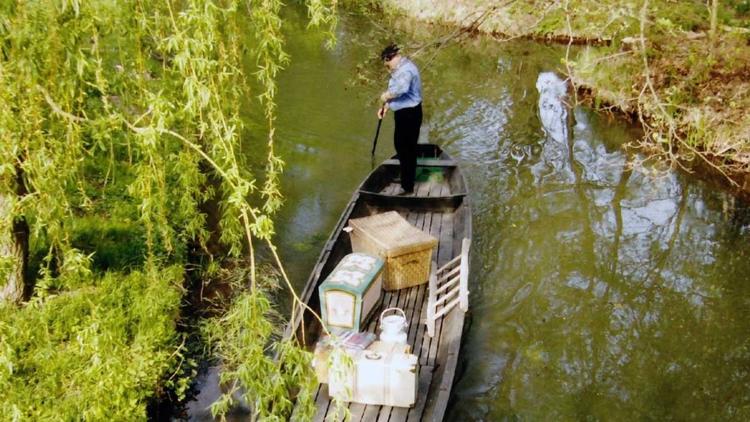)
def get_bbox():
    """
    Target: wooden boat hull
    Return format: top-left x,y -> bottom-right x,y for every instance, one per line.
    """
288,144 -> 472,421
